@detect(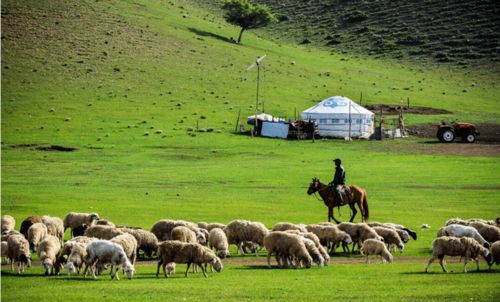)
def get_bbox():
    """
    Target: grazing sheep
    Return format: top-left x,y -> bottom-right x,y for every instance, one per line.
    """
20,215 -> 43,238
206,223 -> 226,232
59,236 -> 97,276
6,234 -> 31,273
436,224 -> 490,248
467,222 -> 500,243
368,222 -> 411,243
111,233 -> 138,265
83,240 -> 135,280
306,224 -> 352,253
302,238 -> 324,267
156,240 -> 223,278
272,222 -> 308,233
71,224 -> 88,237
27,222 -> 48,252
118,227 -> 158,258
360,238 -> 393,264
372,227 -> 404,253
84,225 -> 124,240
63,212 -> 100,237
1,230 -> 21,242
208,228 -> 230,258
42,216 -> 64,245
224,220 -> 269,255
425,236 -> 492,273
95,219 -> 116,227
1,241 -> 8,264
150,219 -> 199,241
37,235 -> 61,275
337,222 -> 383,252
263,231 -> 313,269
490,241 -> 500,268
1,215 -> 16,234
171,226 -> 197,243
198,222 -> 209,229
